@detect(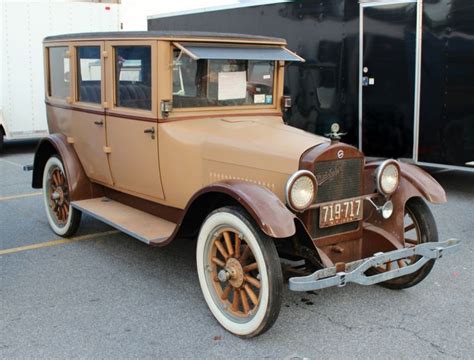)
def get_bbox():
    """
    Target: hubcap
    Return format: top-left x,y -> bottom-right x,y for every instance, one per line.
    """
225,258 -> 245,288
